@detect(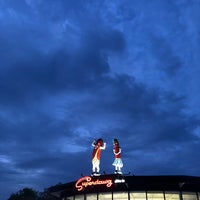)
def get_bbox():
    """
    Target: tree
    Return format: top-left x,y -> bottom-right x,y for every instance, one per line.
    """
7,188 -> 39,200
39,190 -> 58,200
7,187 -> 58,200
